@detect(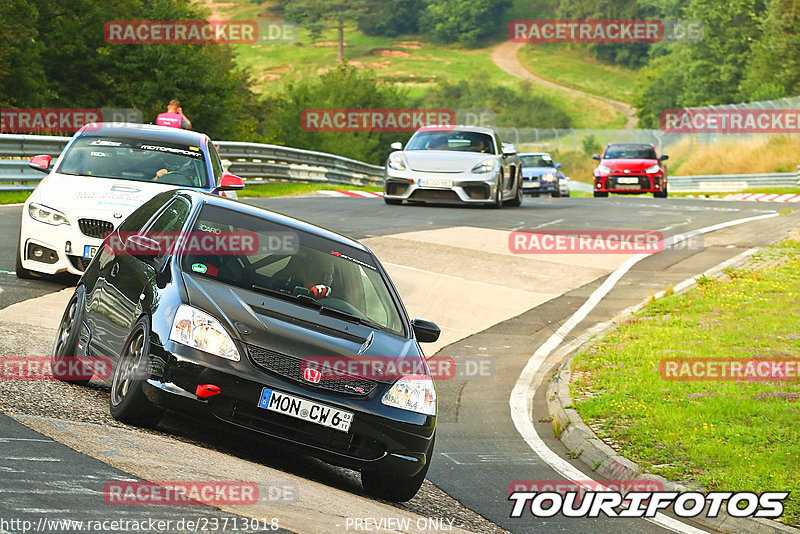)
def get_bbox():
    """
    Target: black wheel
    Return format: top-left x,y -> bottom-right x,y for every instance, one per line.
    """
506,181 -> 523,207
361,436 -> 434,502
110,318 -> 163,426
594,191 -> 609,198
15,231 -> 35,279
384,197 -> 402,205
491,175 -> 503,209
552,188 -> 561,198
654,184 -> 668,198
51,287 -> 90,385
